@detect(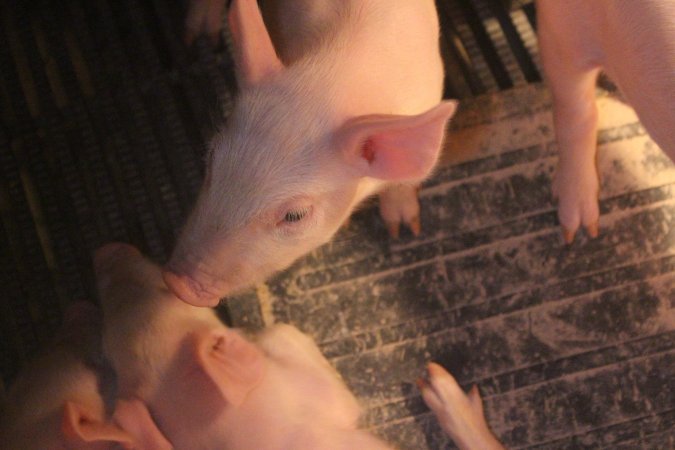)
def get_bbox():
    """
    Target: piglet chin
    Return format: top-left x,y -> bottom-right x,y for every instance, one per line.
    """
162,268 -> 223,307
